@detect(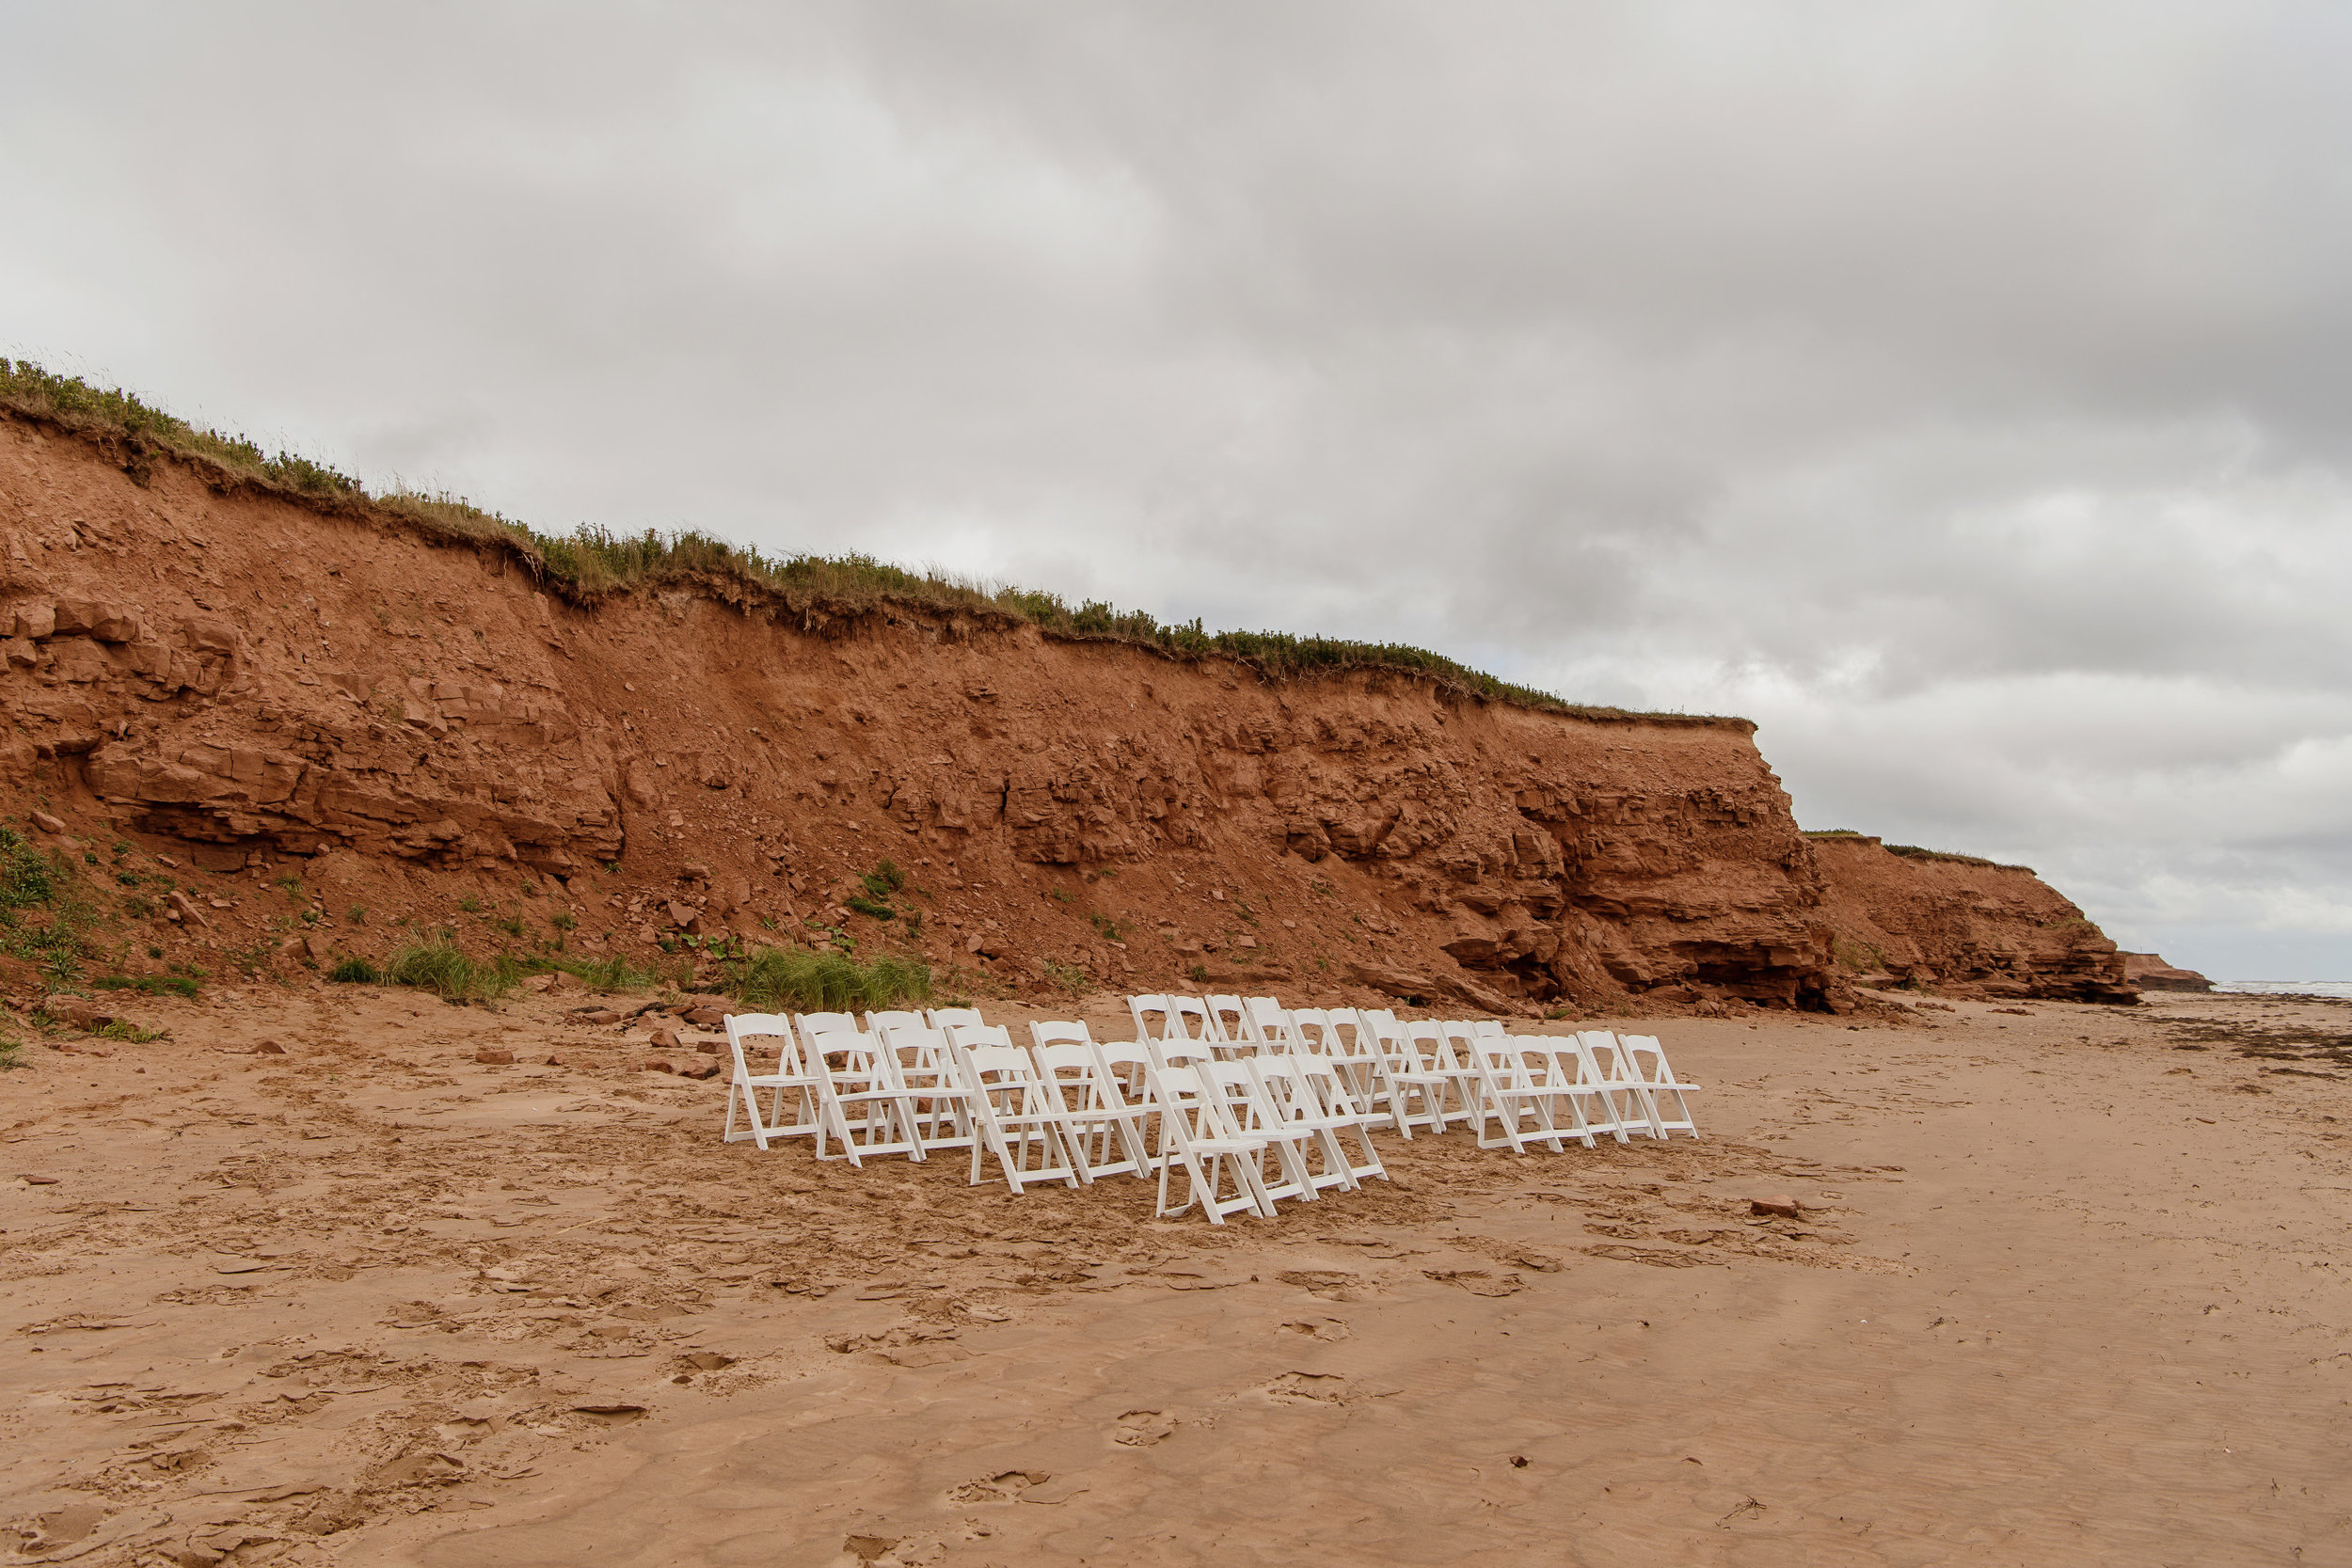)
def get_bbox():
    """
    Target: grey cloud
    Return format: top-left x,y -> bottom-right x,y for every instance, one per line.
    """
5,1 -> 2350,977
